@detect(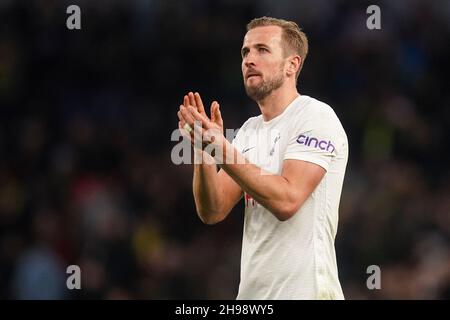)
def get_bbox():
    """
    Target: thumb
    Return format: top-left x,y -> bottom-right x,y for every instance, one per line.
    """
210,101 -> 218,123
214,103 -> 223,127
